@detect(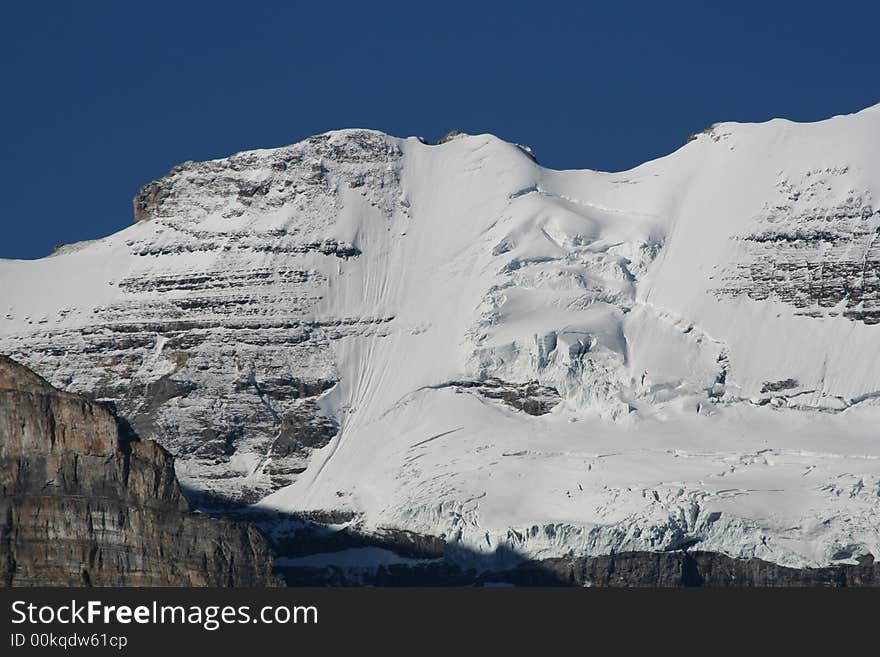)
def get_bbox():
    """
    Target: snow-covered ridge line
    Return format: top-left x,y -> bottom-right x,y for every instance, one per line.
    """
2,104 -> 880,569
